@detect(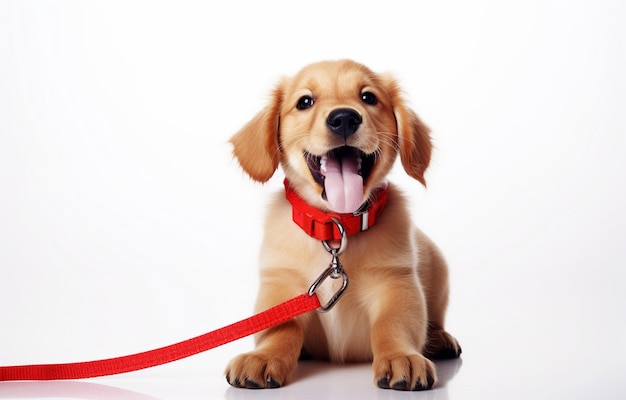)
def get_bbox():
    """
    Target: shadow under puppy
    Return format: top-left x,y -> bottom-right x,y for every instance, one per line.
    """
226,59 -> 461,391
